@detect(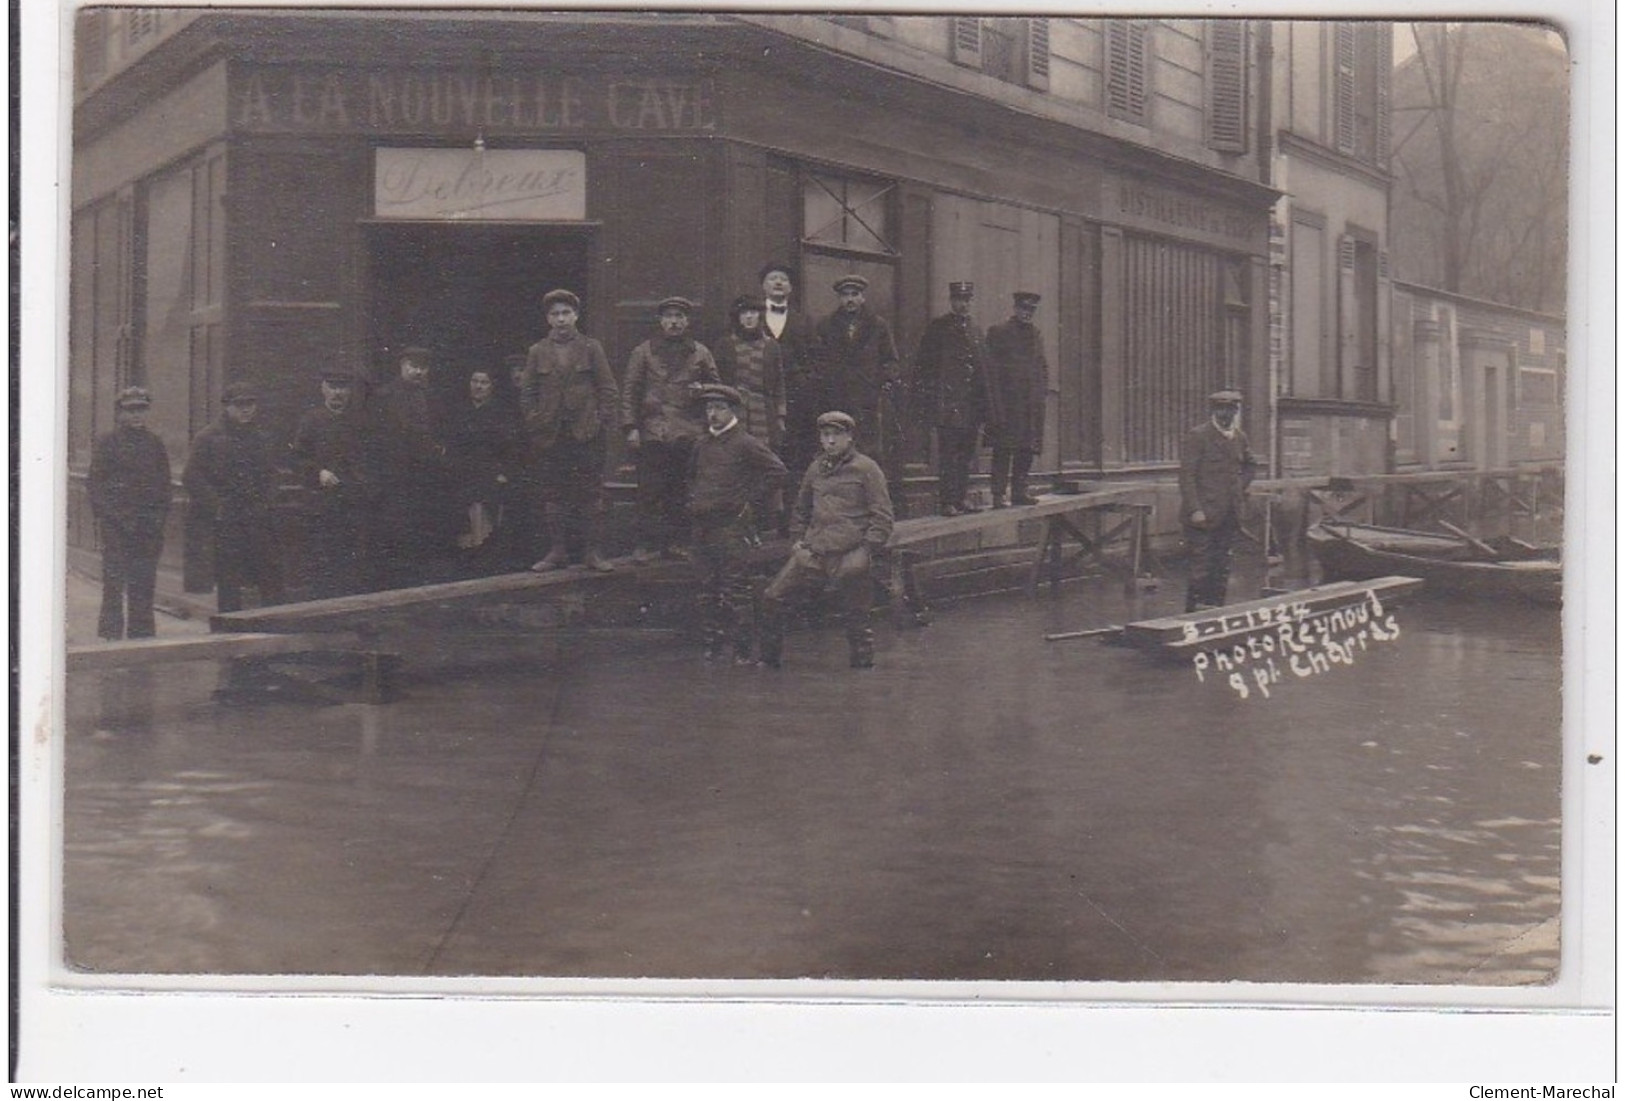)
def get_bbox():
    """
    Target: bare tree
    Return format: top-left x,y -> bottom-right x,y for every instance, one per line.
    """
1390,22 -> 1569,312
